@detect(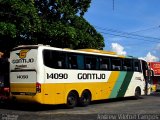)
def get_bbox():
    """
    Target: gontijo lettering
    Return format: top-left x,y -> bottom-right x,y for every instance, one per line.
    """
12,58 -> 34,64
78,73 -> 106,79
12,49 -> 34,64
